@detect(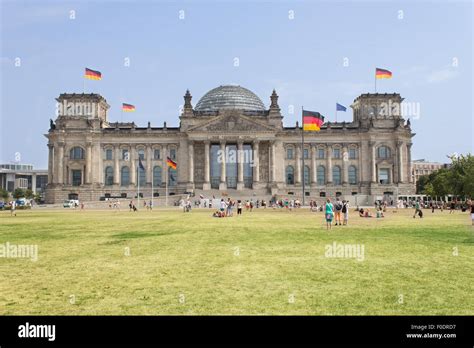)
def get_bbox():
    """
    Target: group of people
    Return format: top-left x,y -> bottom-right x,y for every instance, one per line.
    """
323,198 -> 350,230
